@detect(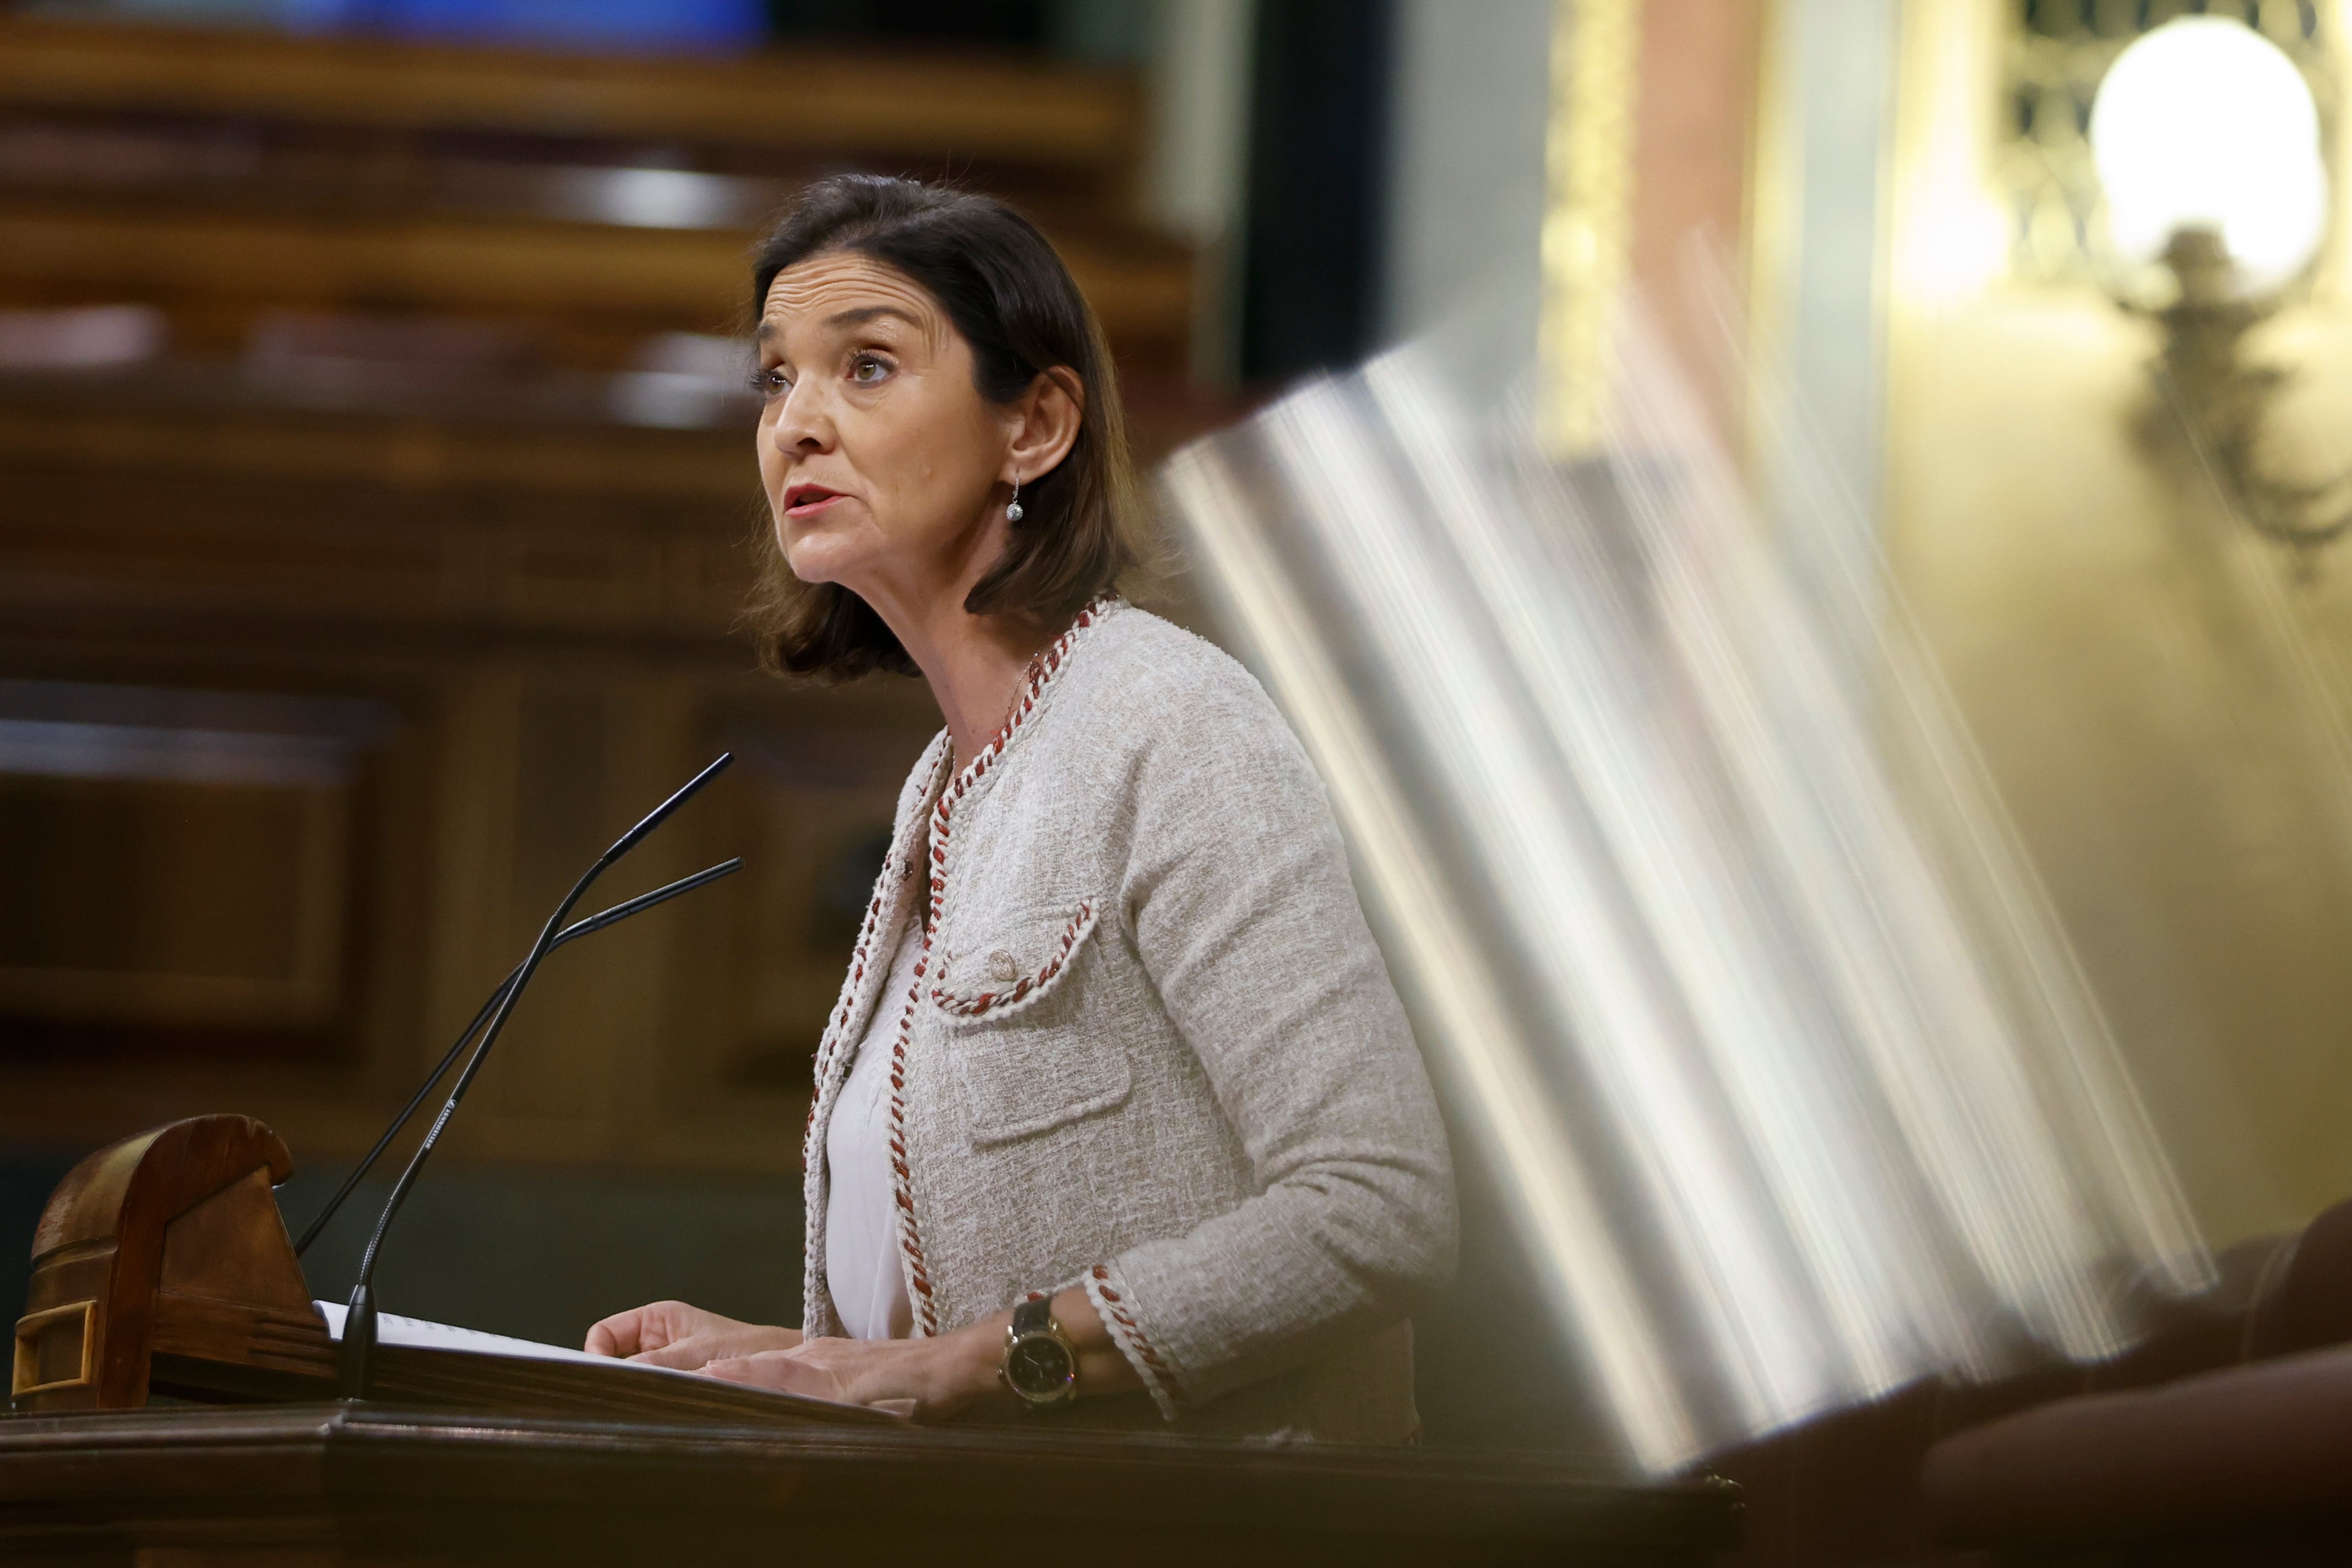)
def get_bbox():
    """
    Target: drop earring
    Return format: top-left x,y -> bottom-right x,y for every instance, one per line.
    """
1005,478 -> 1024,523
